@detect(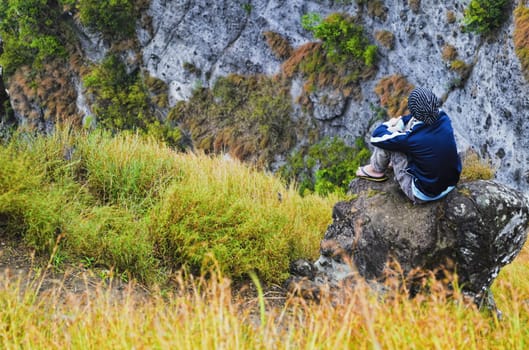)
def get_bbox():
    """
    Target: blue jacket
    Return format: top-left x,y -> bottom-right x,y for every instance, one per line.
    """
370,111 -> 461,198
